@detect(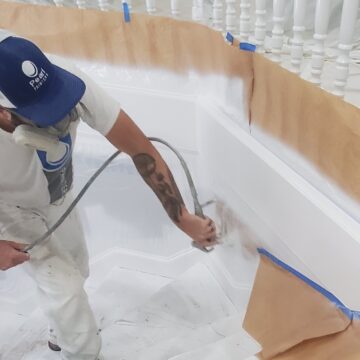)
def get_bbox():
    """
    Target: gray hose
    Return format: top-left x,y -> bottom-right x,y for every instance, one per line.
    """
24,138 -> 214,253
